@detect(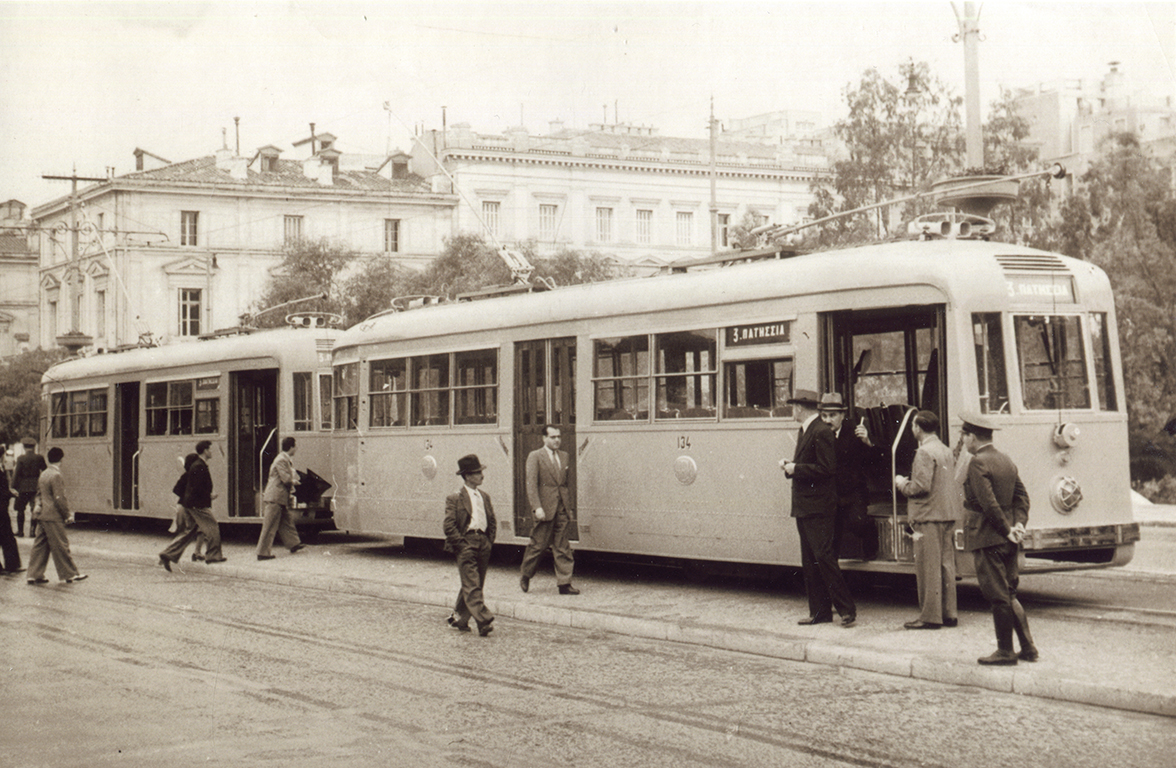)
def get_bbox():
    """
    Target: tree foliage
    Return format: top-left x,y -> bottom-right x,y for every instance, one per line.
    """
0,348 -> 68,446
249,238 -> 359,329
